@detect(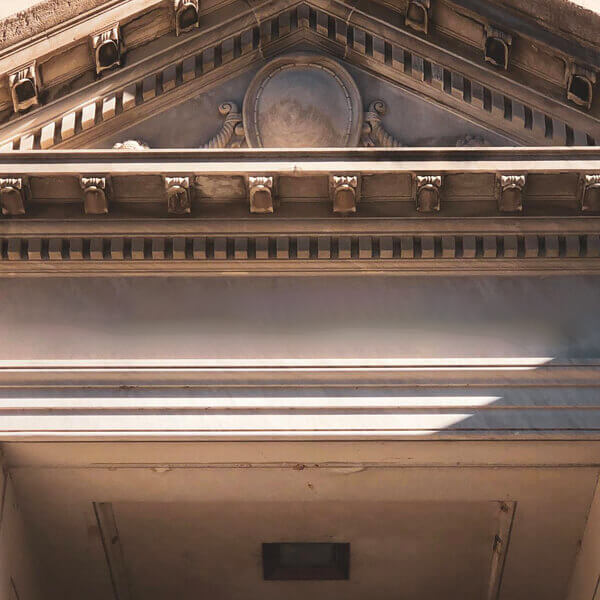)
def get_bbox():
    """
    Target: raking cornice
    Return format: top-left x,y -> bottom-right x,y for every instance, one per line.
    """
0,1 -> 599,151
